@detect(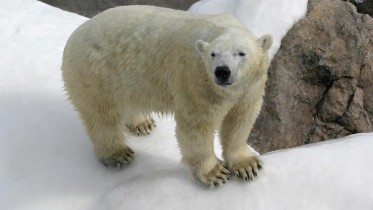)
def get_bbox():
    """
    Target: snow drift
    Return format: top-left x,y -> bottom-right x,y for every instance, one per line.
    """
1,0 -> 372,210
